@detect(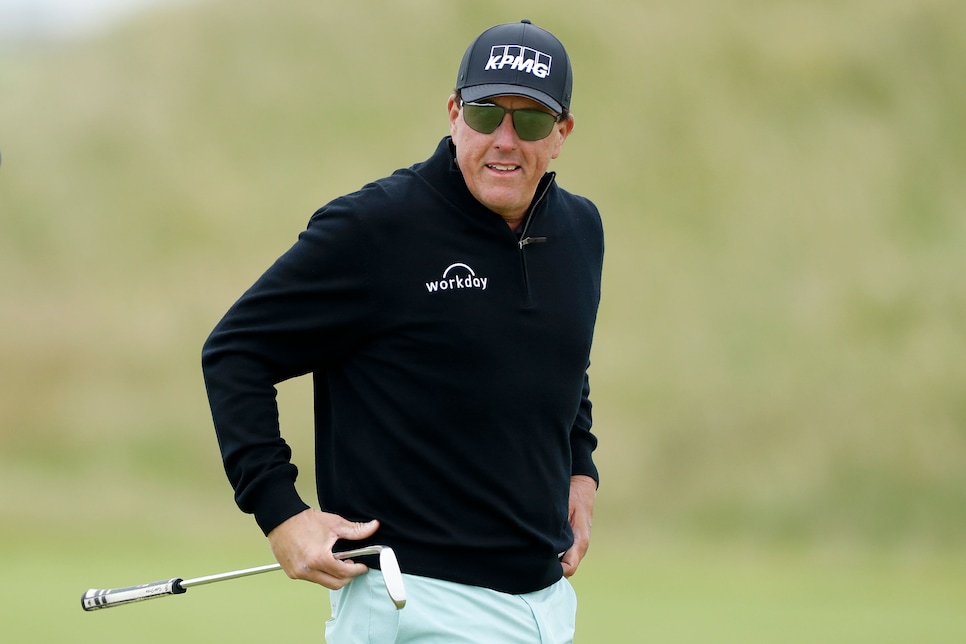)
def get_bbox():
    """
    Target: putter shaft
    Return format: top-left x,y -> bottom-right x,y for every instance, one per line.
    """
81,545 -> 405,611
180,546 -> 382,588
